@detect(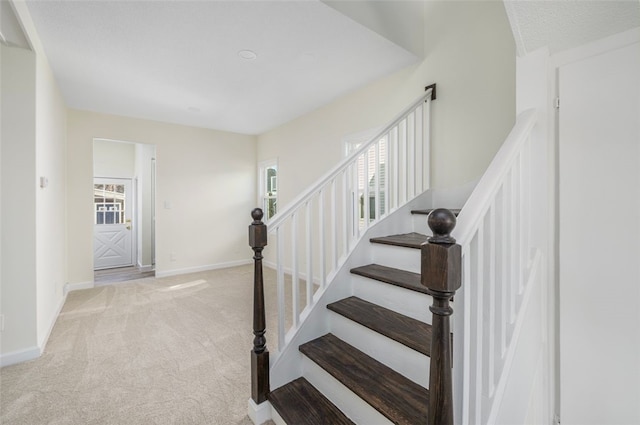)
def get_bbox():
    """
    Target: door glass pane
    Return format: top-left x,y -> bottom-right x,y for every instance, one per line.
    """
94,183 -> 126,224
